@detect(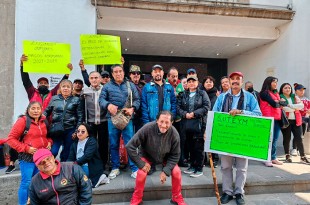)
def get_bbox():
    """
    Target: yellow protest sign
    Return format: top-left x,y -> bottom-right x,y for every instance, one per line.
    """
23,40 -> 71,74
80,34 -> 122,65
